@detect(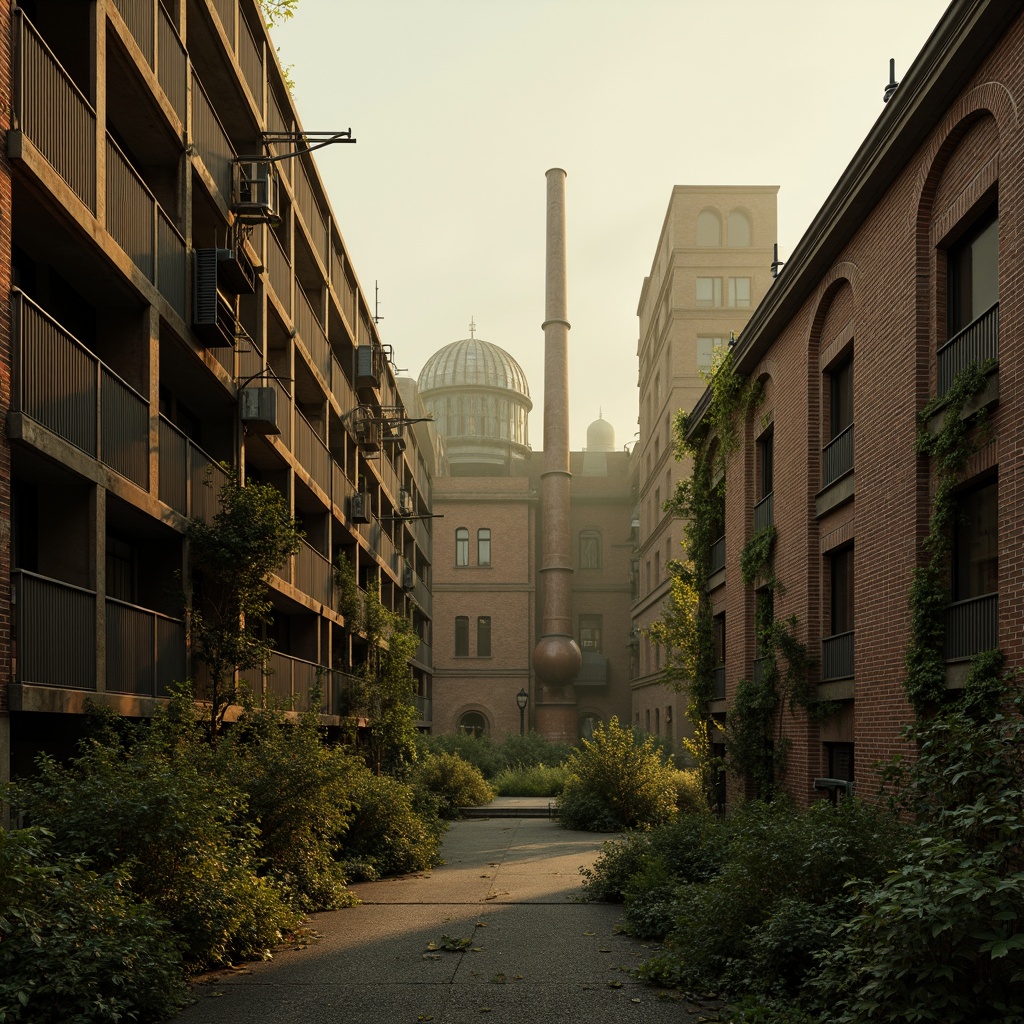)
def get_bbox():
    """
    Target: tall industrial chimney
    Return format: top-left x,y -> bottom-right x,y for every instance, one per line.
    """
532,168 -> 581,742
